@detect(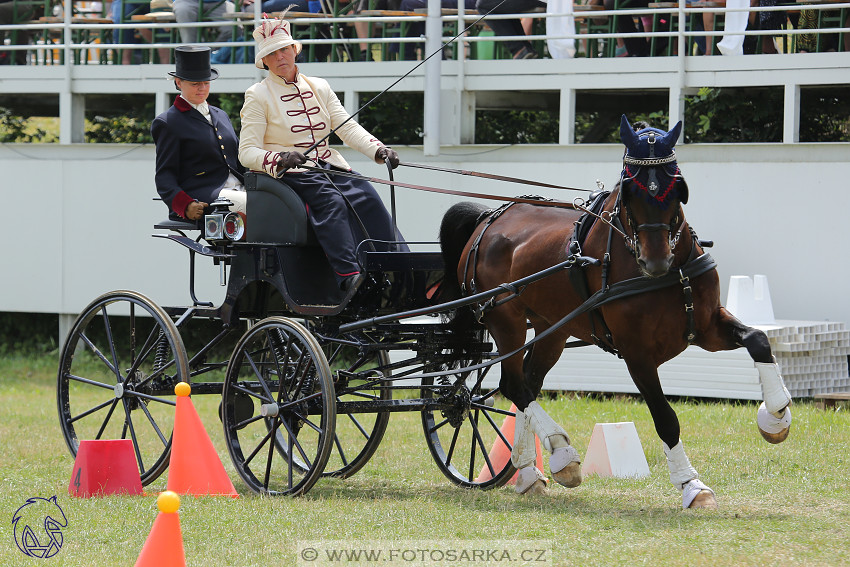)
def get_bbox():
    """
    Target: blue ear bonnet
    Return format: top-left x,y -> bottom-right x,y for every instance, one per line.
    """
619,115 -> 688,205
